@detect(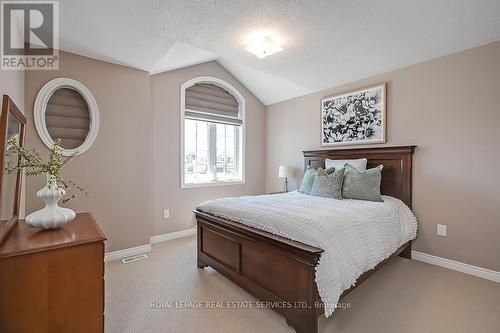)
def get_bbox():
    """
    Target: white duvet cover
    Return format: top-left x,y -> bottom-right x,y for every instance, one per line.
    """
197,191 -> 417,317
